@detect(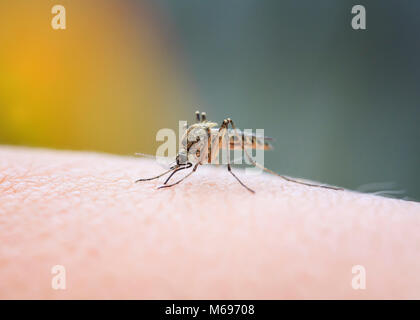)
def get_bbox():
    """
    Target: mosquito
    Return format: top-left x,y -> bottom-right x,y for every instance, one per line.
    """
135,111 -> 343,193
